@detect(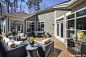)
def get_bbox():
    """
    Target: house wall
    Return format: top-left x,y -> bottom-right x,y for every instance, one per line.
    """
54,9 -> 70,43
37,10 -> 54,36
56,9 -> 70,18
26,15 -> 35,21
